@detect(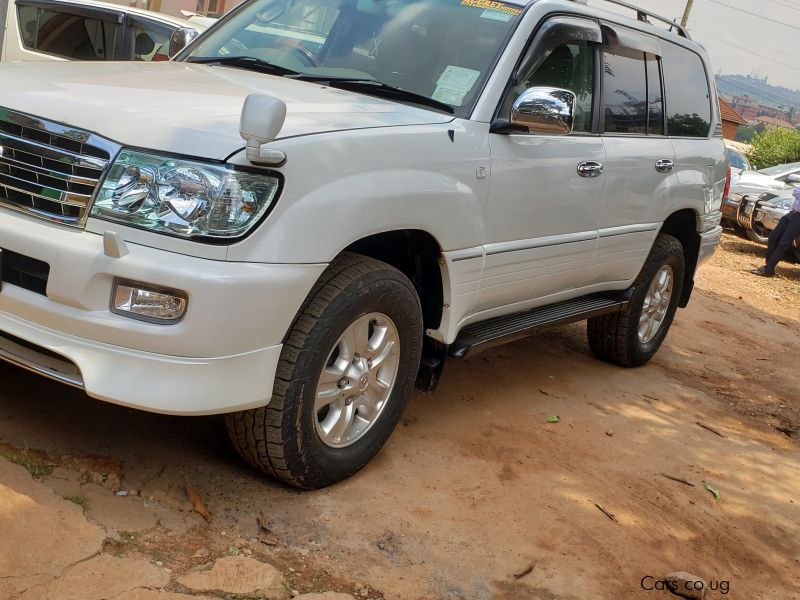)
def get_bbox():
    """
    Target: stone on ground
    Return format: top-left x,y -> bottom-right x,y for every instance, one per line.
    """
19,554 -> 171,600
665,571 -> 706,599
177,555 -> 285,597
0,458 -> 105,596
